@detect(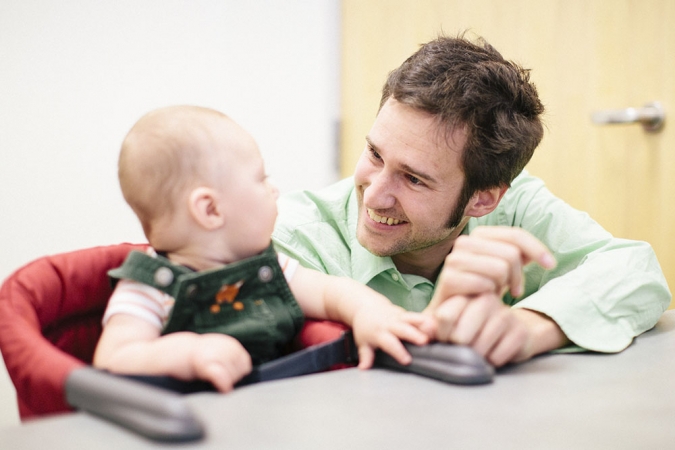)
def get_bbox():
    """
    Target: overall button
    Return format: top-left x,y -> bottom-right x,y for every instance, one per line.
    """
258,266 -> 273,282
153,267 -> 174,287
